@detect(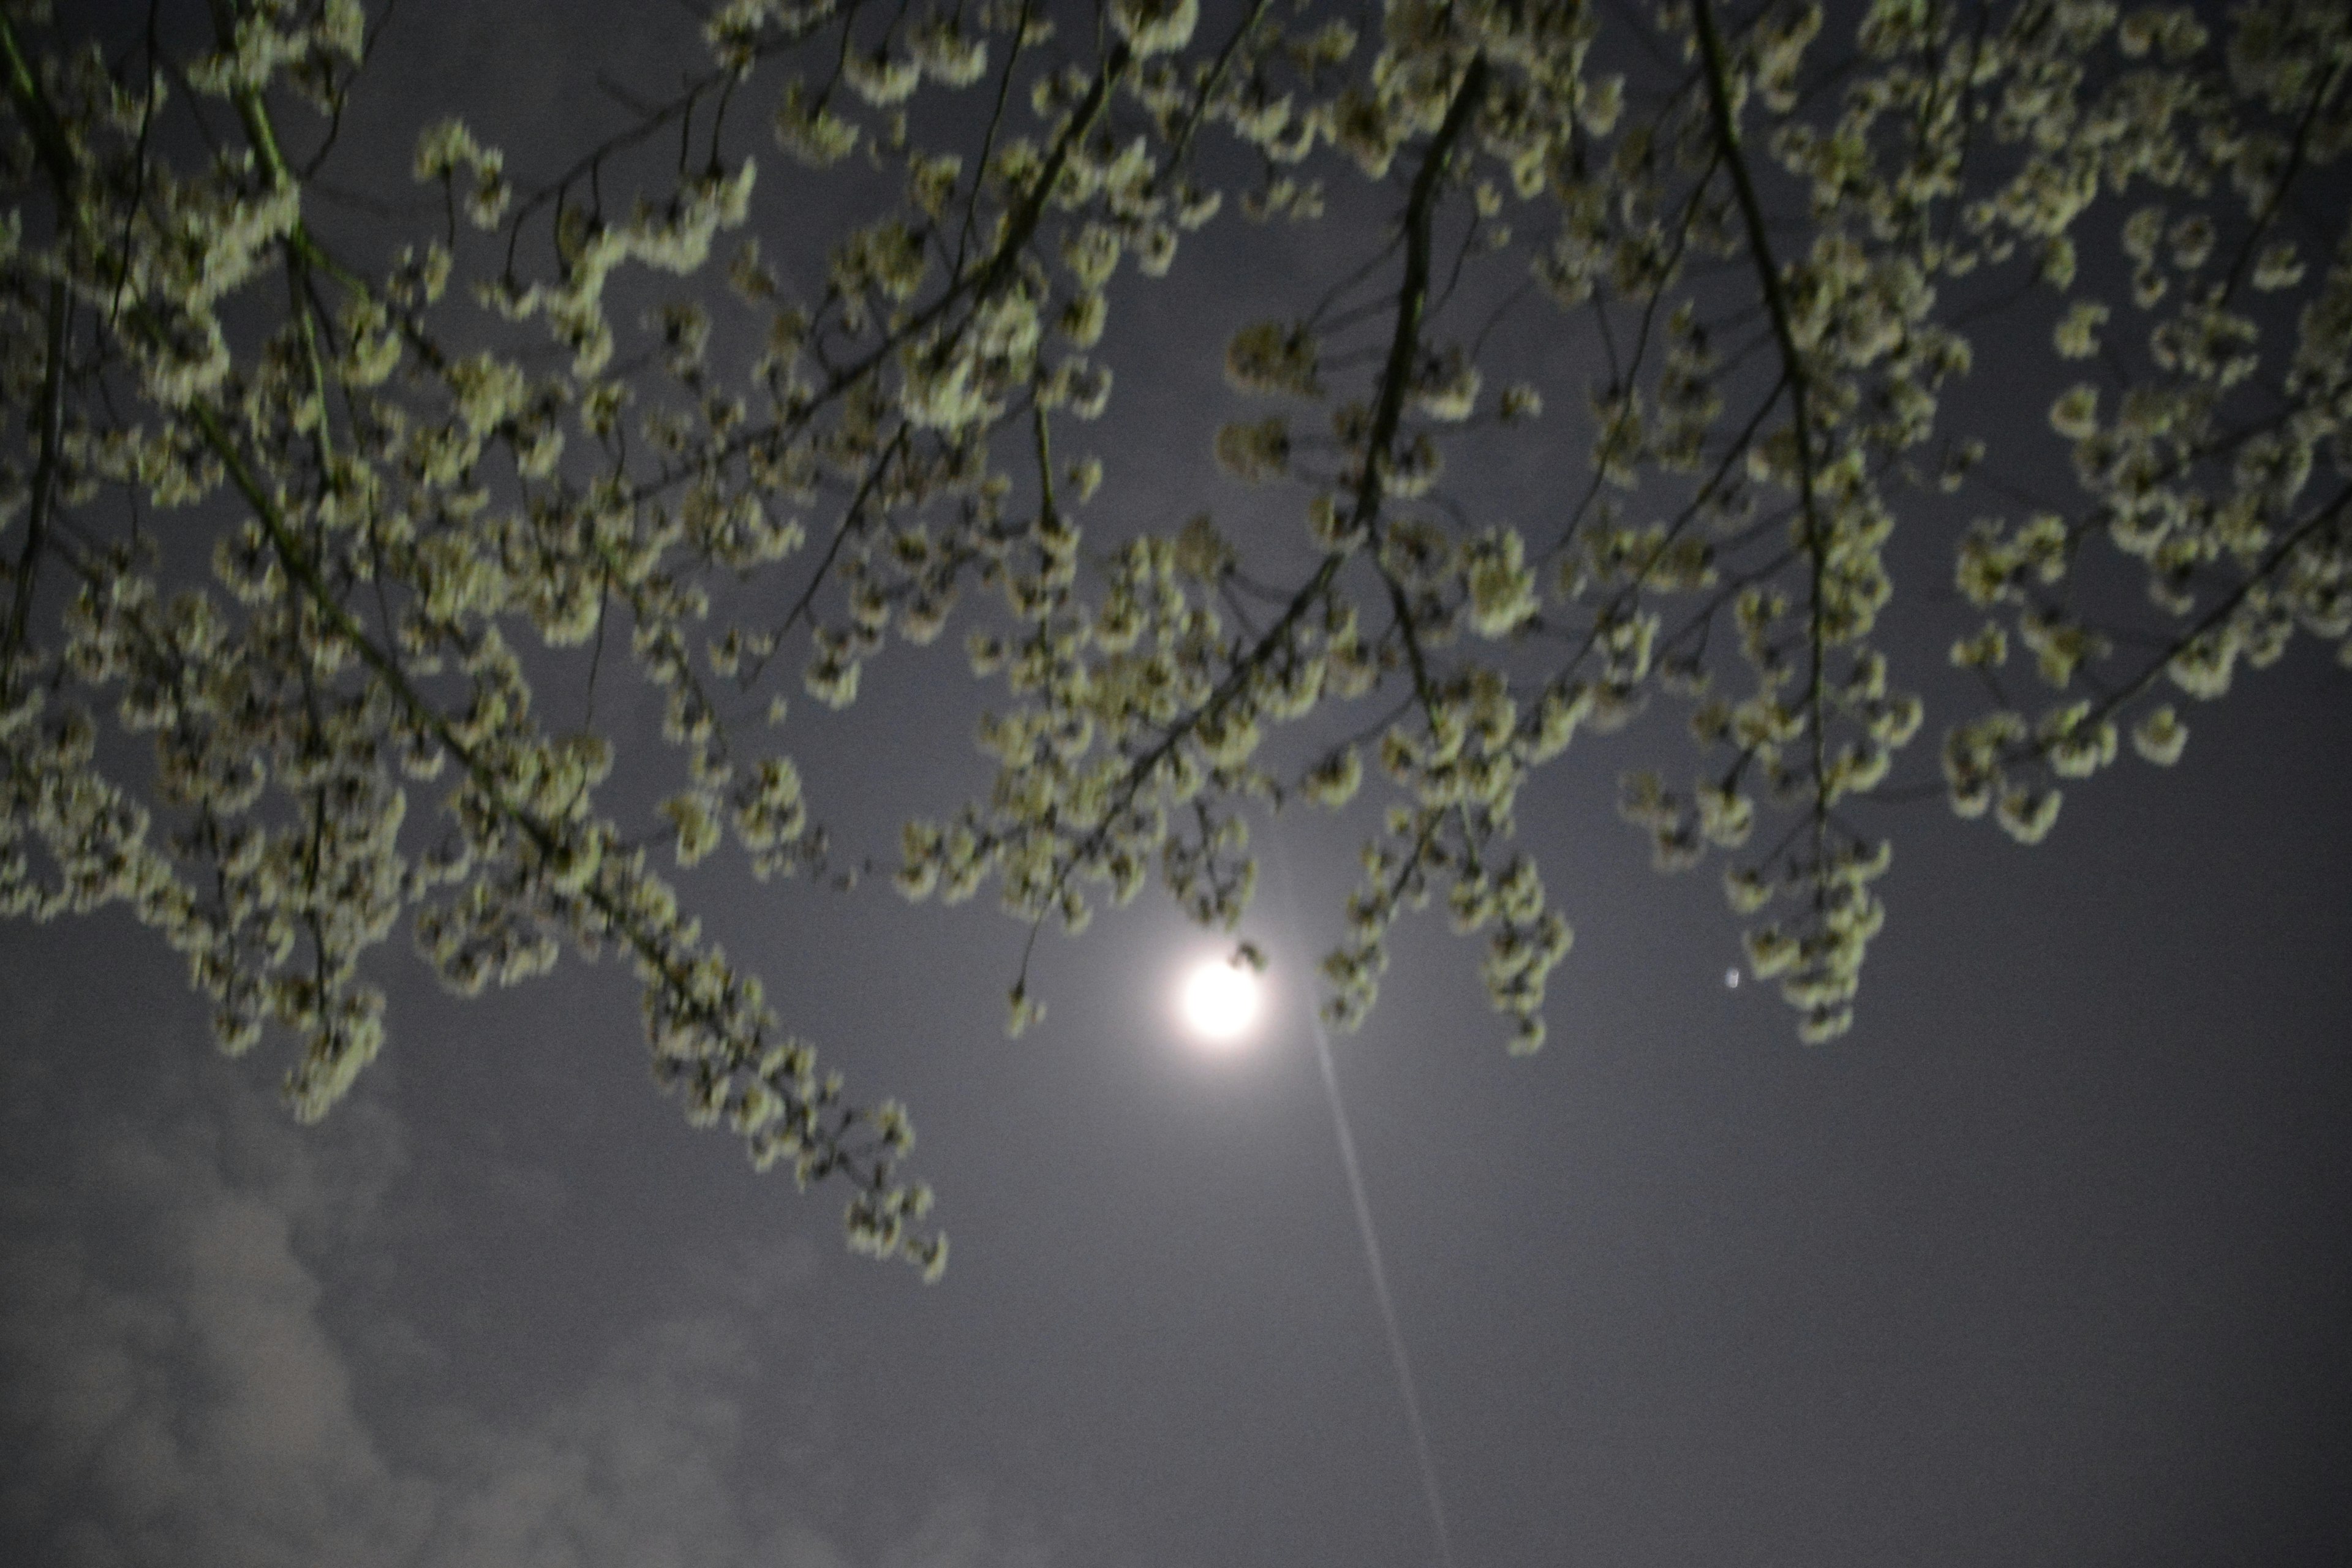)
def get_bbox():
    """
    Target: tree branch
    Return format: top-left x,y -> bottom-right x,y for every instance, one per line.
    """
1692,0 -> 1834,886
3,281 -> 68,685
